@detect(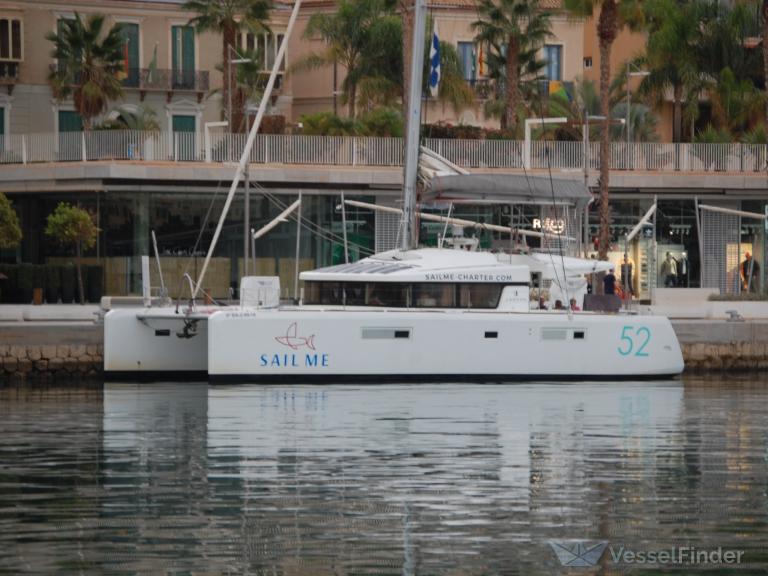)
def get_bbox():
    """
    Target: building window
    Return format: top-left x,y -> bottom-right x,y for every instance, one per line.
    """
0,17 -> 22,61
457,41 -> 475,83
583,56 -> 592,69
239,32 -> 285,72
118,23 -> 140,88
544,44 -> 562,81
171,25 -> 195,89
